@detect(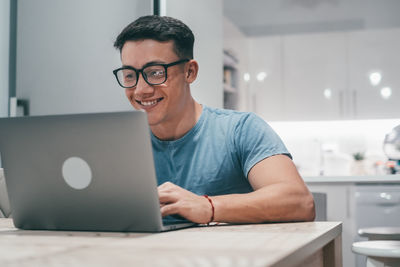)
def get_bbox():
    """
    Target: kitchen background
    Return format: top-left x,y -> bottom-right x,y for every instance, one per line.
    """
223,0 -> 400,177
1,1 -> 399,266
